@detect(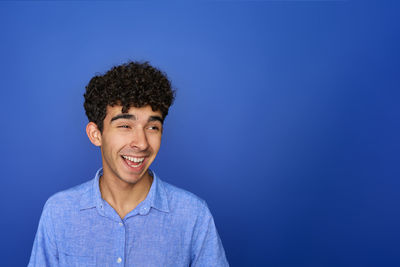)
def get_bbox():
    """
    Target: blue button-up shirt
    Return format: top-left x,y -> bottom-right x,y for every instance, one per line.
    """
28,169 -> 228,266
